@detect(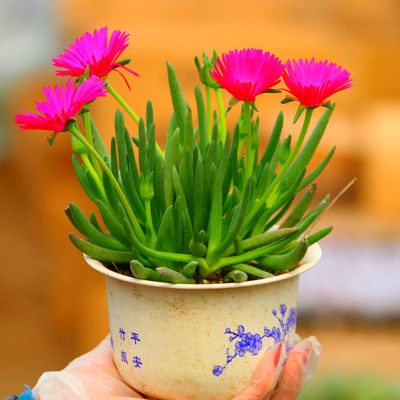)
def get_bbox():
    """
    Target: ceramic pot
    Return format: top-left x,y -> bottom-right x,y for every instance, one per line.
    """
85,243 -> 321,400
